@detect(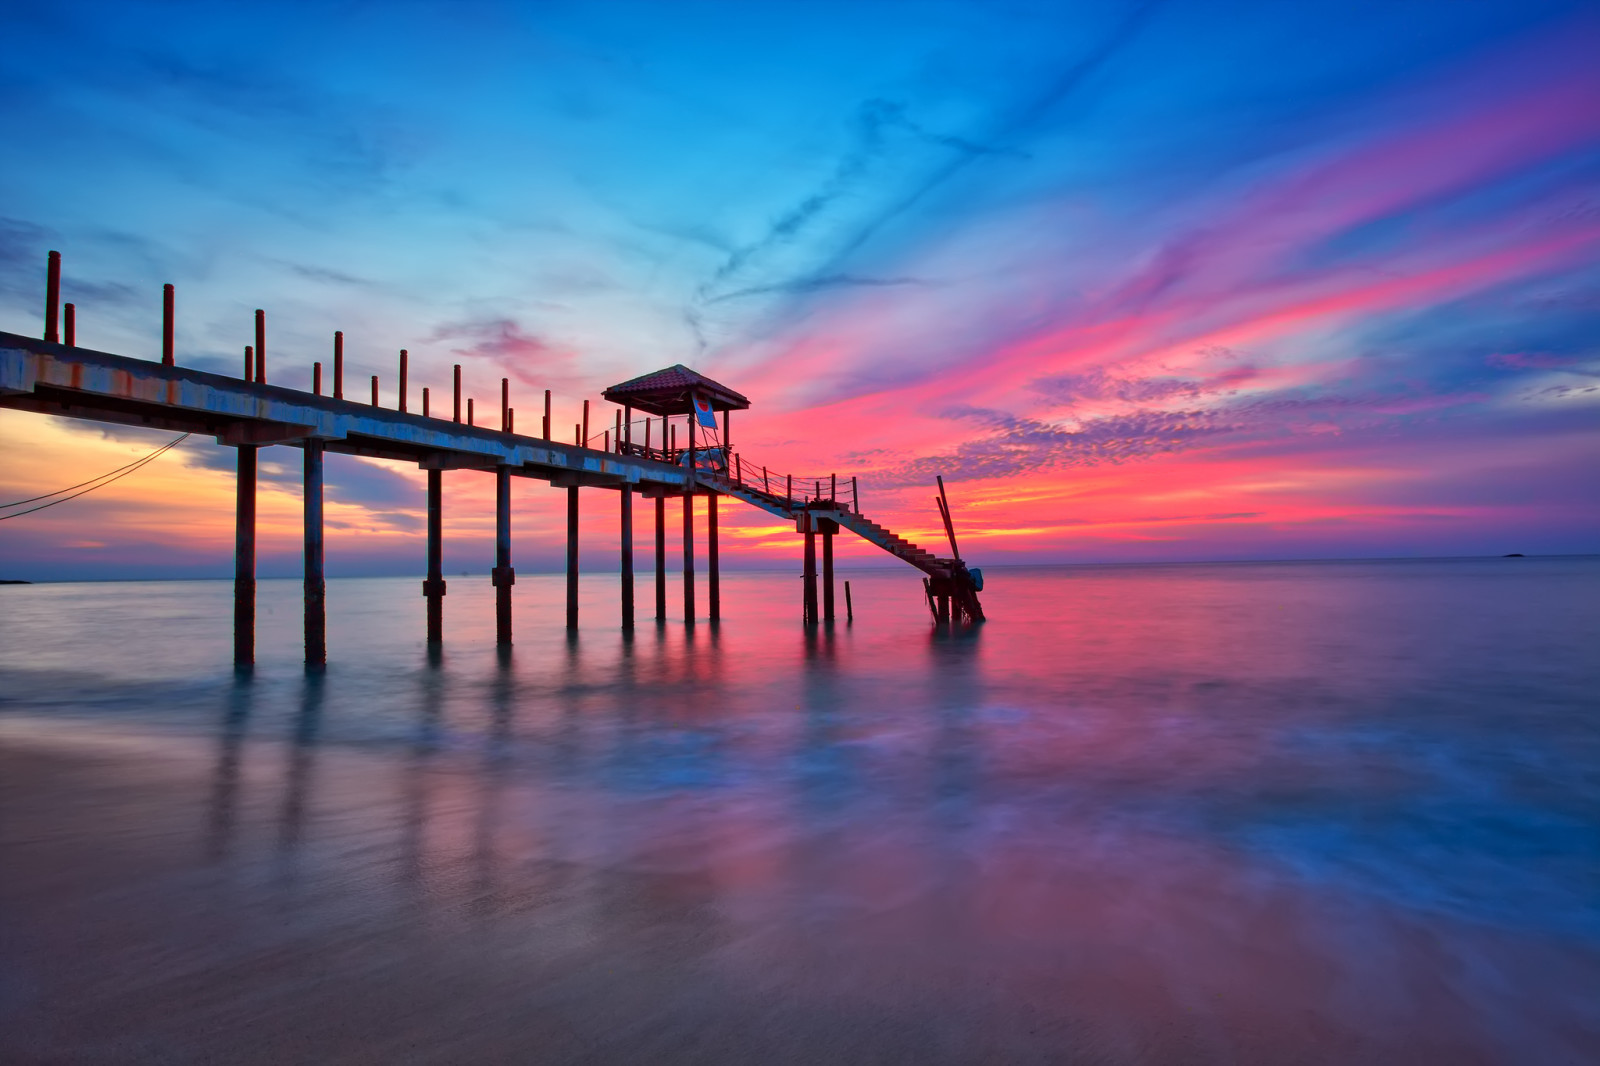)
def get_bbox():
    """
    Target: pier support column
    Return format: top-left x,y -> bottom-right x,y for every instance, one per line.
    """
424,469 -> 445,644
655,496 -> 666,620
708,493 -> 720,622
492,467 -> 514,645
303,440 -> 326,666
802,511 -> 818,625
821,519 -> 834,623
683,491 -> 695,623
620,487 -> 634,631
566,486 -> 580,630
233,445 -> 257,666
